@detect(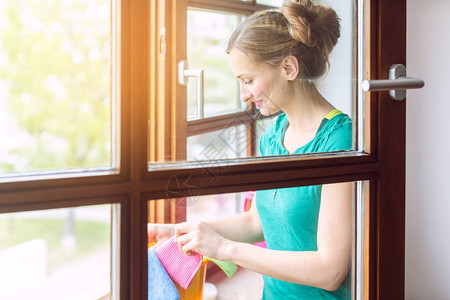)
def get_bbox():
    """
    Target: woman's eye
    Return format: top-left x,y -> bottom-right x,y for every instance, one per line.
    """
243,80 -> 253,85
